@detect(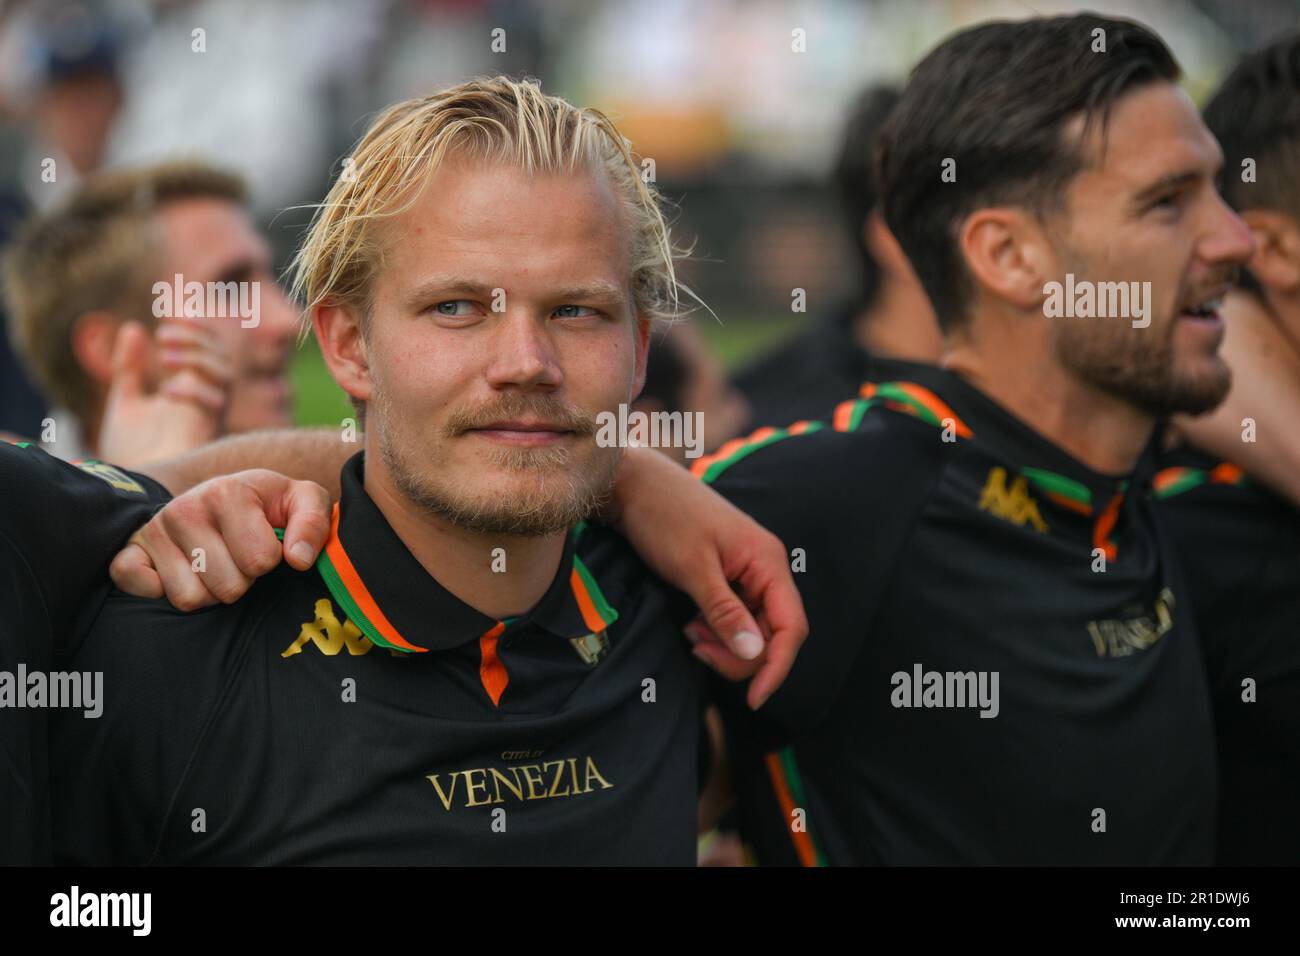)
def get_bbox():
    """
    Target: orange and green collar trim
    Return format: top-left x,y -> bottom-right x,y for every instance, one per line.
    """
571,552 -> 619,633
1154,461 -> 1246,499
765,747 -> 827,866
856,380 -> 975,438
316,502 -> 428,653
690,420 -> 826,483
692,379 -> 1131,557
305,503 -> 620,657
